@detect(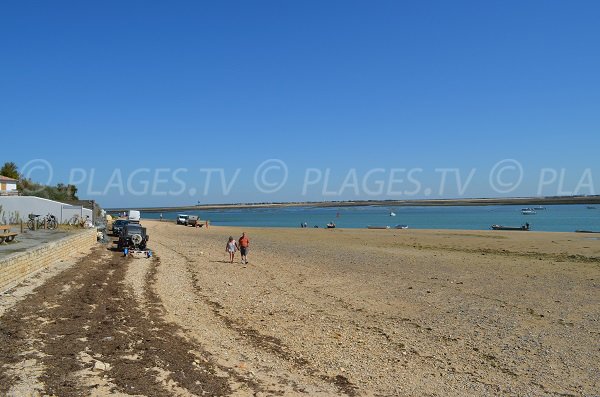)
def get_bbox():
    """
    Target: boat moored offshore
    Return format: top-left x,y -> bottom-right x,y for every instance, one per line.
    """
521,208 -> 536,215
